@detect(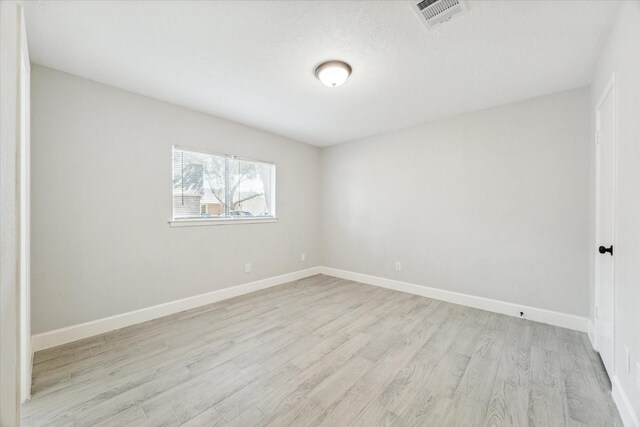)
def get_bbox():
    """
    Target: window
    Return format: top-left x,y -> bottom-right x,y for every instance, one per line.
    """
172,146 -> 276,223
